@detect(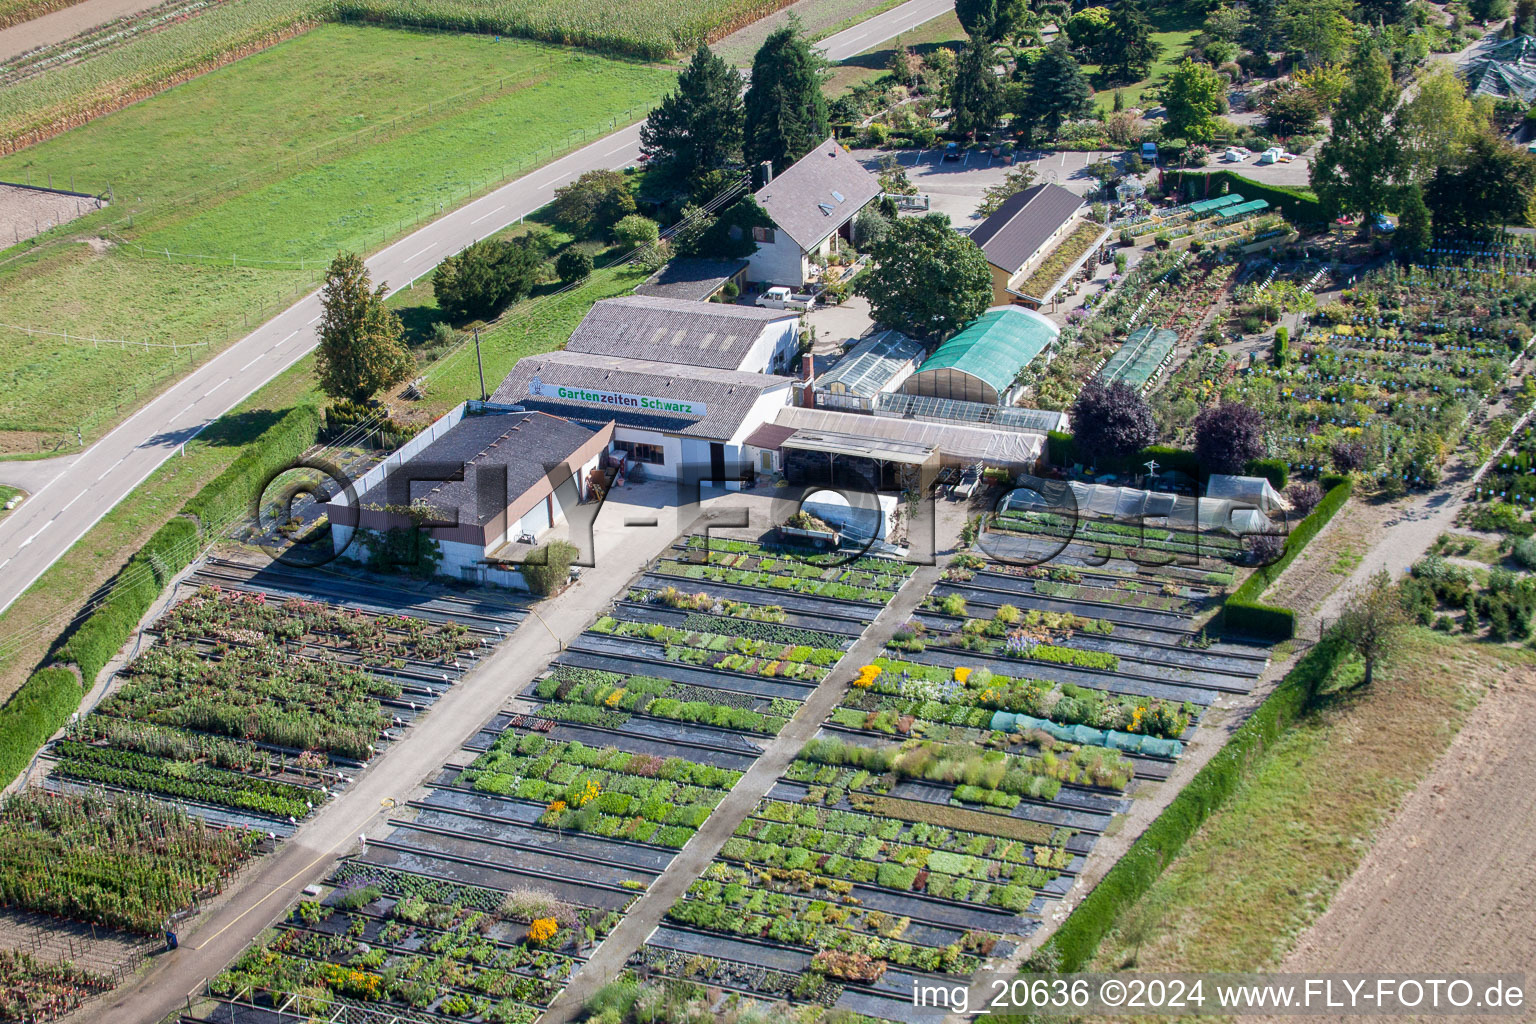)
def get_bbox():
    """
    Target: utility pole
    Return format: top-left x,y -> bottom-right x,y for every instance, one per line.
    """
475,328 -> 486,402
